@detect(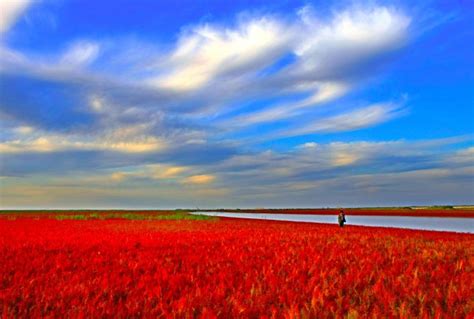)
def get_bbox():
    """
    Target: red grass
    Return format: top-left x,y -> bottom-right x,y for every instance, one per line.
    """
1,215 -> 473,318
0,210 -> 179,219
